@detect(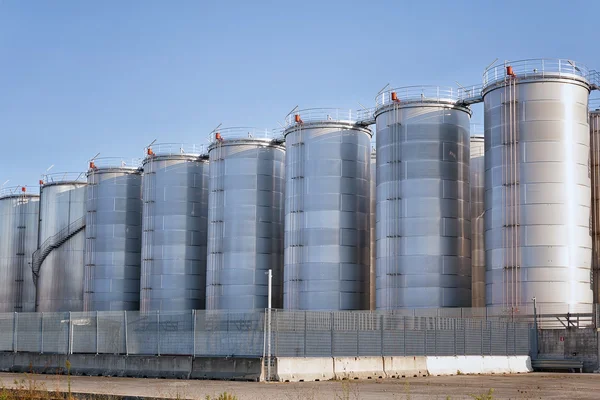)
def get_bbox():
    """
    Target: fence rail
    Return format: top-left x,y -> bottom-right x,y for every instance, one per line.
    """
0,310 -> 530,358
